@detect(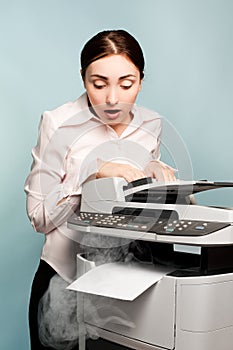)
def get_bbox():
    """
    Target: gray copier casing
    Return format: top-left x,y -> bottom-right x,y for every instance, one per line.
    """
68,178 -> 233,350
